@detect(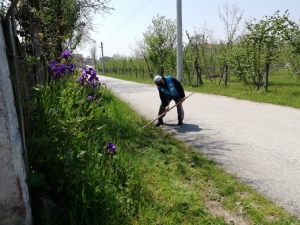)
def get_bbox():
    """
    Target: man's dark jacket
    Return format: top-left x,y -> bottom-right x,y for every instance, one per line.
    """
158,77 -> 185,107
